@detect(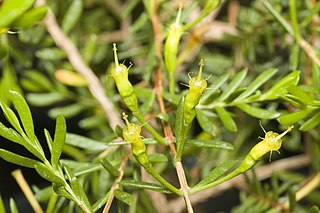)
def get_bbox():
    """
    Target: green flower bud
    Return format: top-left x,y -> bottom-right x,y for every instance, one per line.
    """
238,125 -> 294,172
184,59 -> 207,124
122,113 -> 150,168
111,44 -> 138,112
